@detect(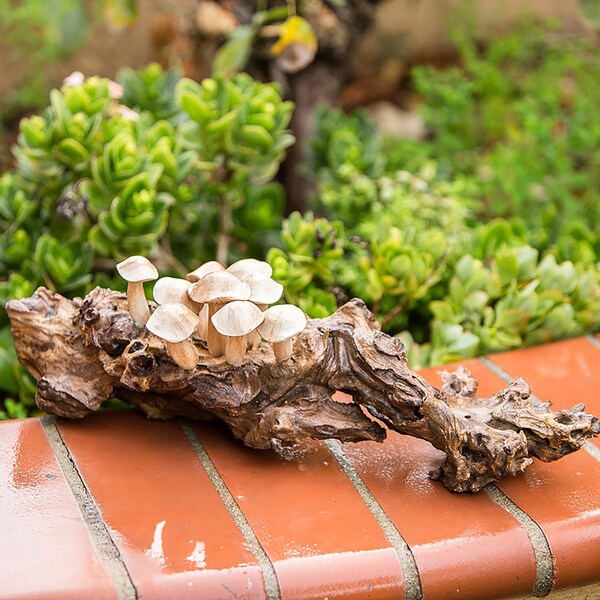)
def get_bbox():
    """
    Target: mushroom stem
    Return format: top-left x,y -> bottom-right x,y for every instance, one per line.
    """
127,281 -> 150,325
166,340 -> 198,370
196,305 -> 209,340
225,335 -> 247,366
207,302 -> 226,357
248,330 -> 261,349
248,303 -> 267,349
273,338 -> 293,362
